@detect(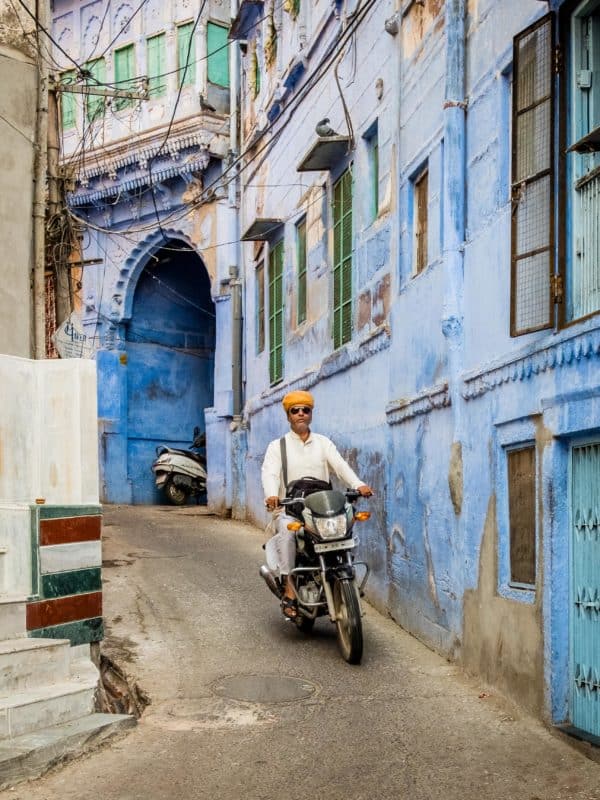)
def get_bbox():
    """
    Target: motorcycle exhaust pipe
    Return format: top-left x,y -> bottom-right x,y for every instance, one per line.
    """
259,565 -> 282,599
